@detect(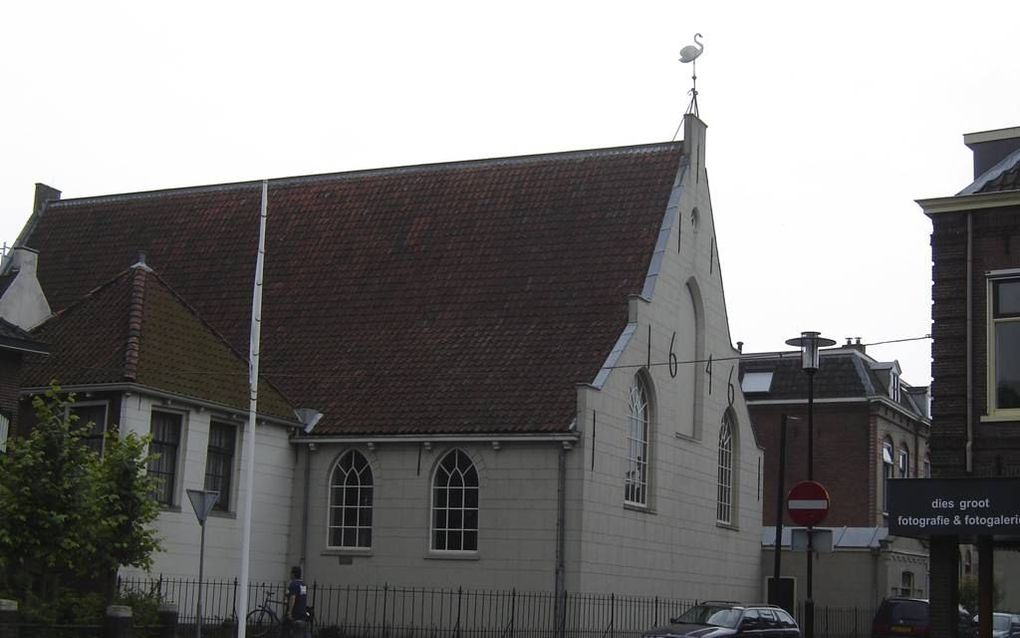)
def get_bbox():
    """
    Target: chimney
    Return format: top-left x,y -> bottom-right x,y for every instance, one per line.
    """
843,337 -> 866,354
964,127 -> 1020,179
0,247 -> 52,330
